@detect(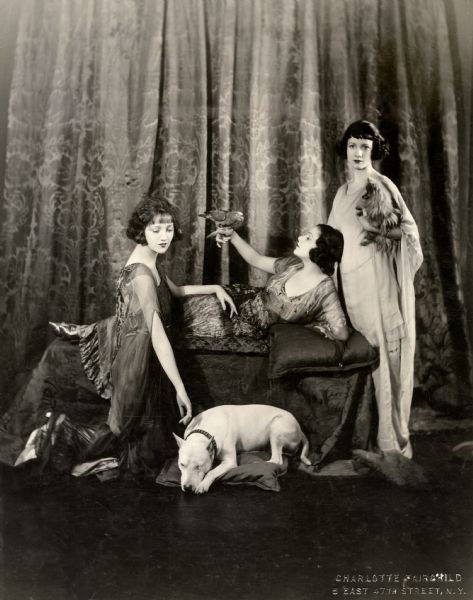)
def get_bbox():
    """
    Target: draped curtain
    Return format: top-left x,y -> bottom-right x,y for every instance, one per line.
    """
0,0 -> 471,411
